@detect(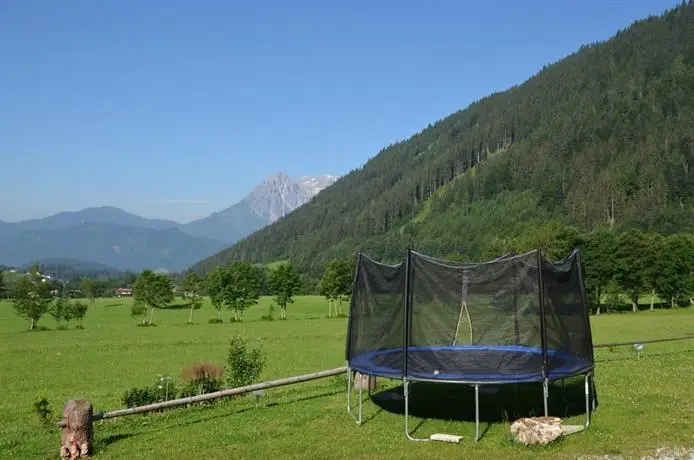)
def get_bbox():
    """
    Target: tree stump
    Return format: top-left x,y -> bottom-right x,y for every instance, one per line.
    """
353,372 -> 377,391
60,399 -> 93,459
